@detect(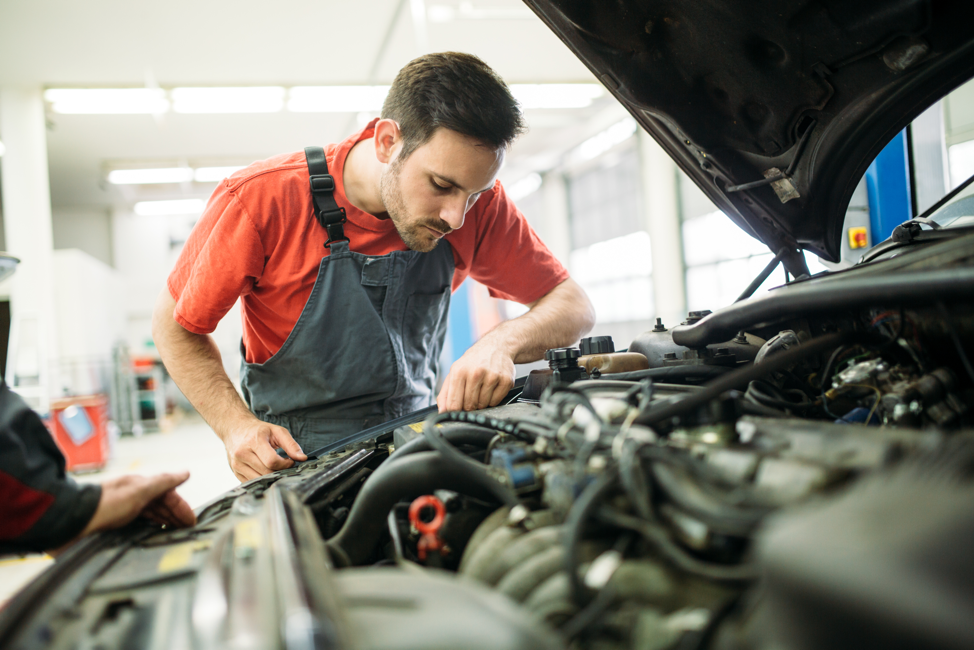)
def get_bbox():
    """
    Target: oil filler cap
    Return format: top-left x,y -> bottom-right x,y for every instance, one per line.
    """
545,347 -> 581,368
579,336 -> 615,355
